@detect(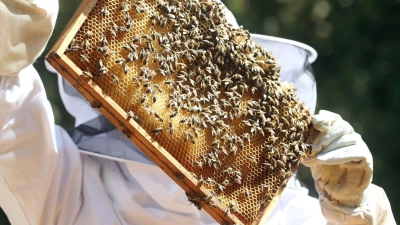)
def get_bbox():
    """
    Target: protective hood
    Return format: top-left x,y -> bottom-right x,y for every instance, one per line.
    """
251,34 -> 317,114
0,0 -> 58,76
